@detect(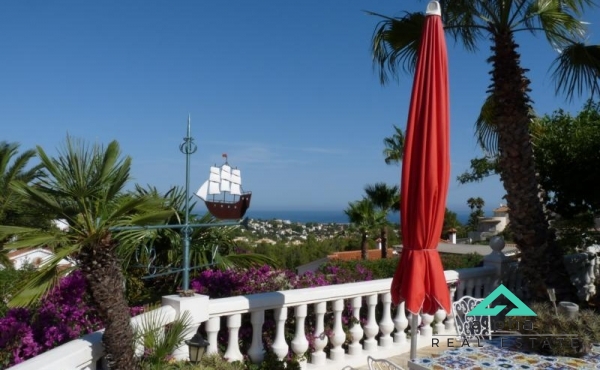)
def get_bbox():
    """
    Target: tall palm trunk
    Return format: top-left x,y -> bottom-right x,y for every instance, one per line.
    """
79,234 -> 139,370
361,232 -> 368,260
380,227 -> 388,259
490,30 -> 576,302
